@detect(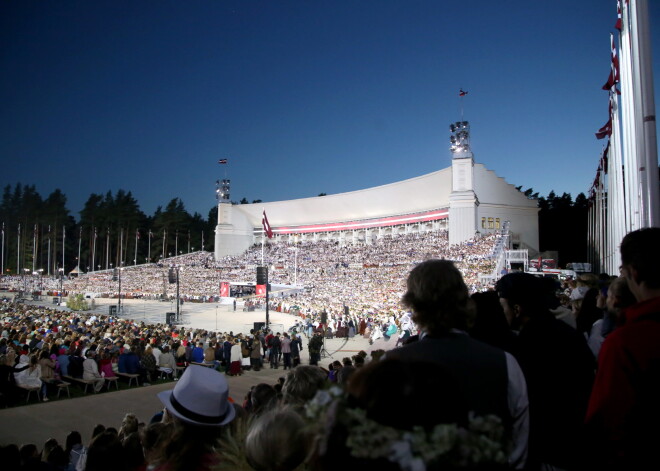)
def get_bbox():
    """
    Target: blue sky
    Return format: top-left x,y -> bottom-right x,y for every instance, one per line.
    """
1,0 -> 659,219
